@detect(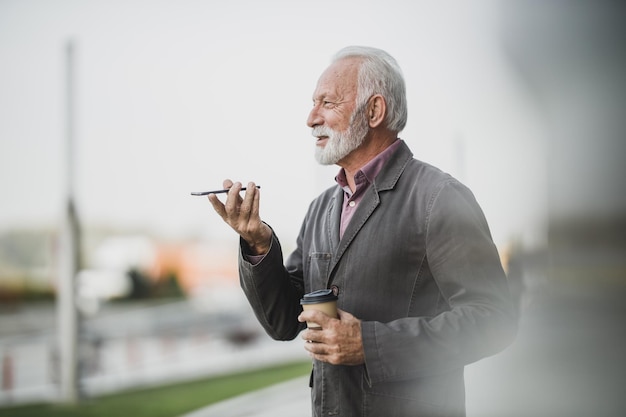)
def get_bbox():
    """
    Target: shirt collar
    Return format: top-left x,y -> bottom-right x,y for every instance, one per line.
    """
335,139 -> 403,192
